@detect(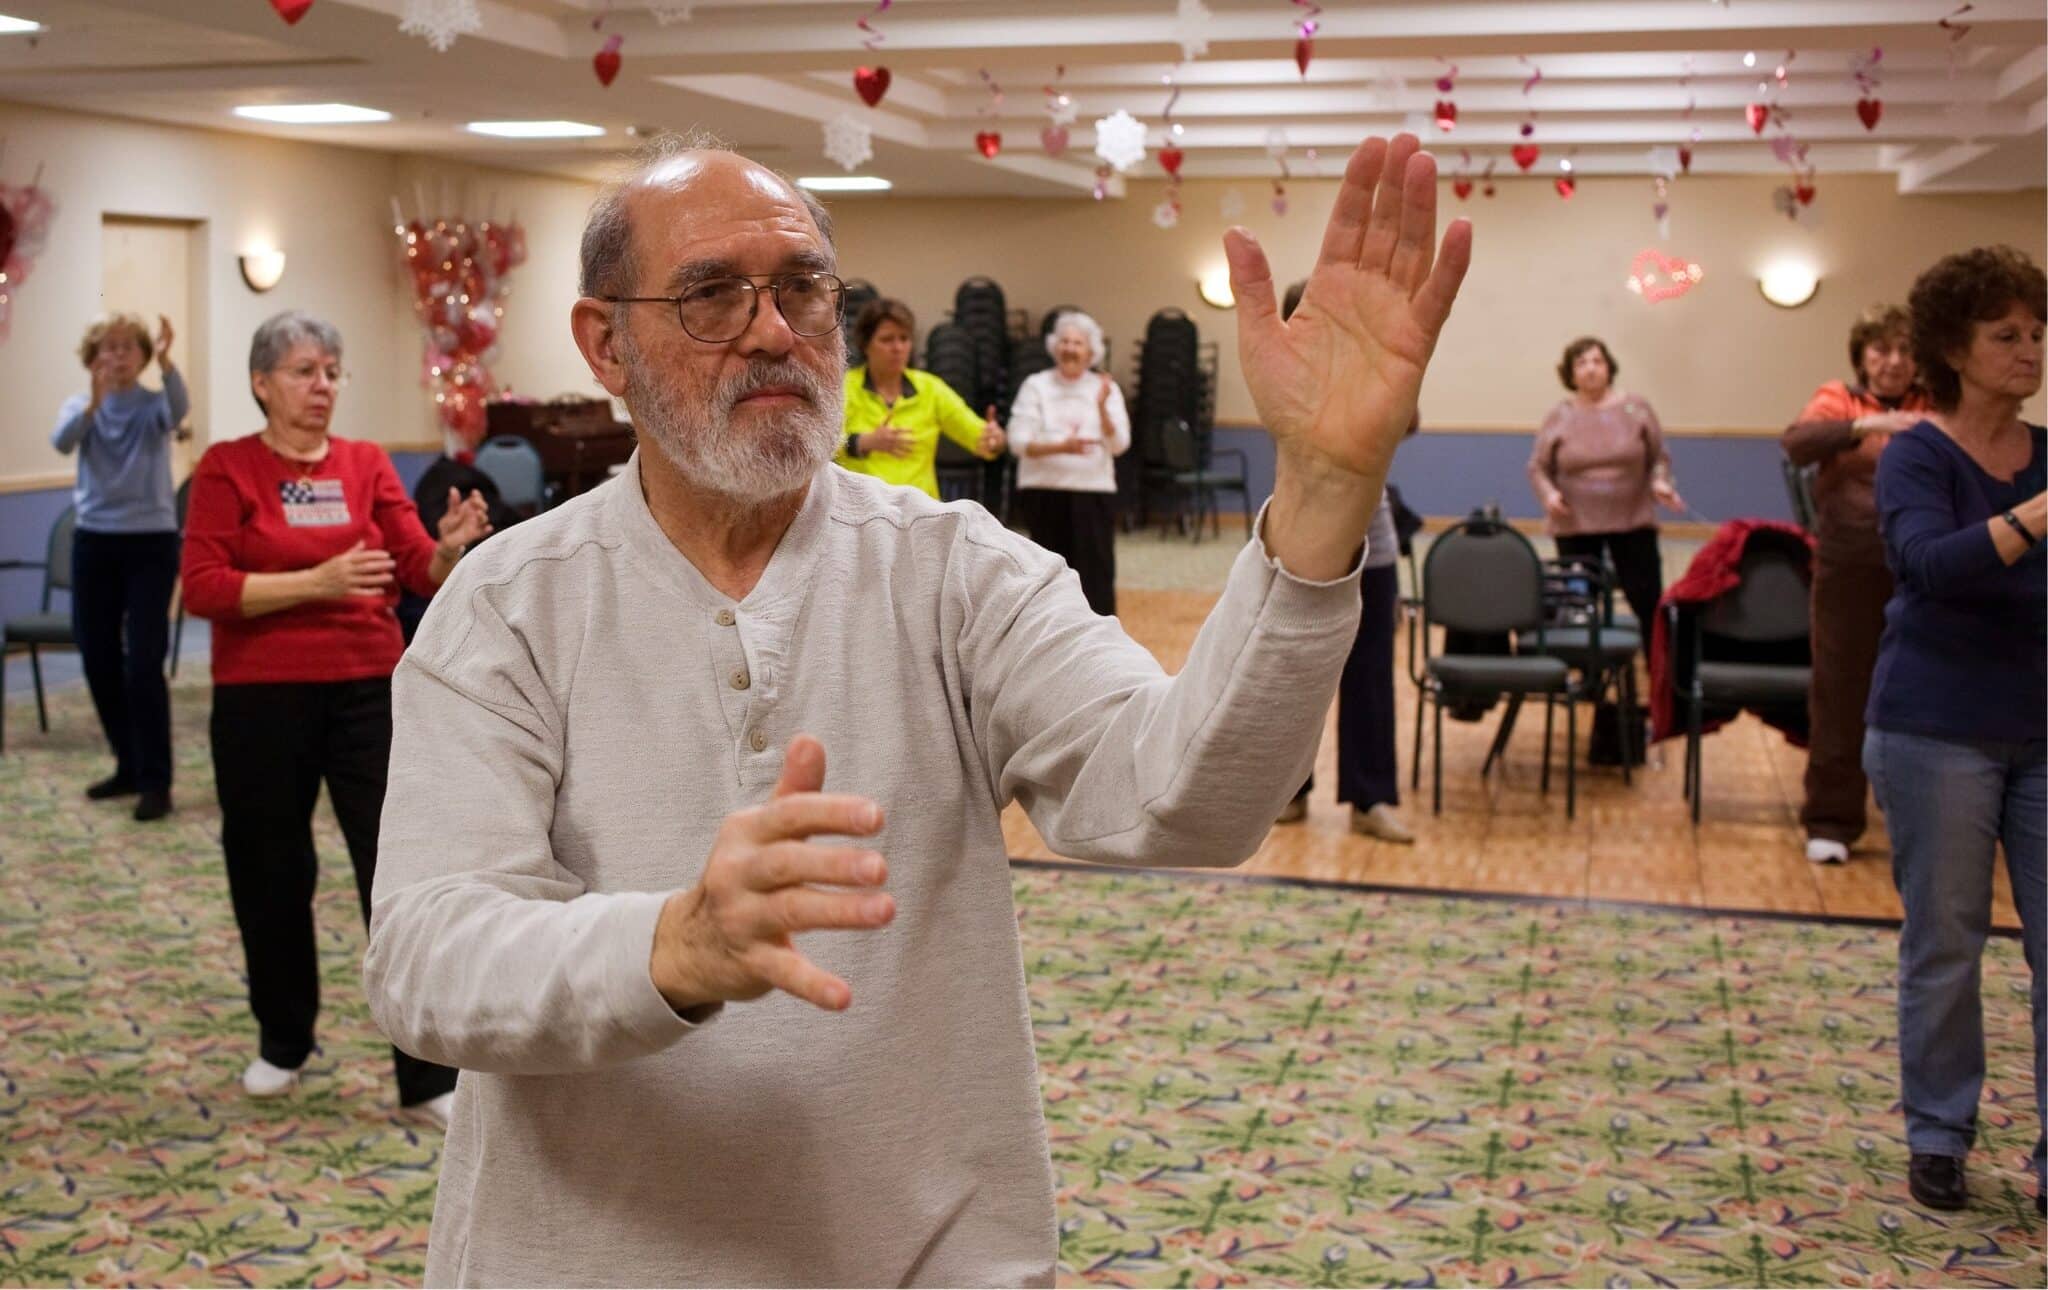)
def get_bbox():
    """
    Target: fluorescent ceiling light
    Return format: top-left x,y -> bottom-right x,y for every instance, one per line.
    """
0,14 -> 45,34
234,103 -> 392,125
796,176 -> 893,192
466,120 -> 605,139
